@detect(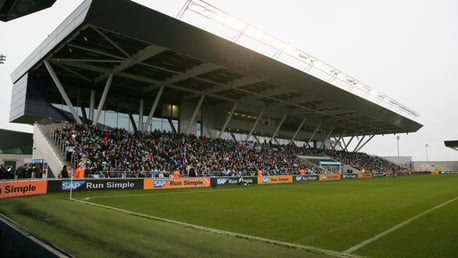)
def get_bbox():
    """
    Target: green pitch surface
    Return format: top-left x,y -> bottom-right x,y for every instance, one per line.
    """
1,175 -> 457,257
